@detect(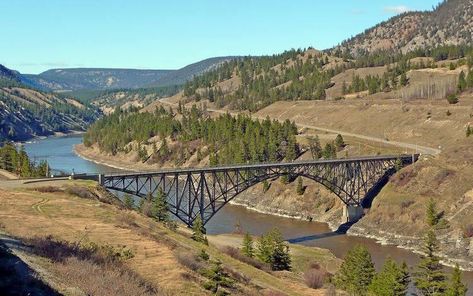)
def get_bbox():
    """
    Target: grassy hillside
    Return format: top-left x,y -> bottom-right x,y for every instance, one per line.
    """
0,180 -> 341,295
